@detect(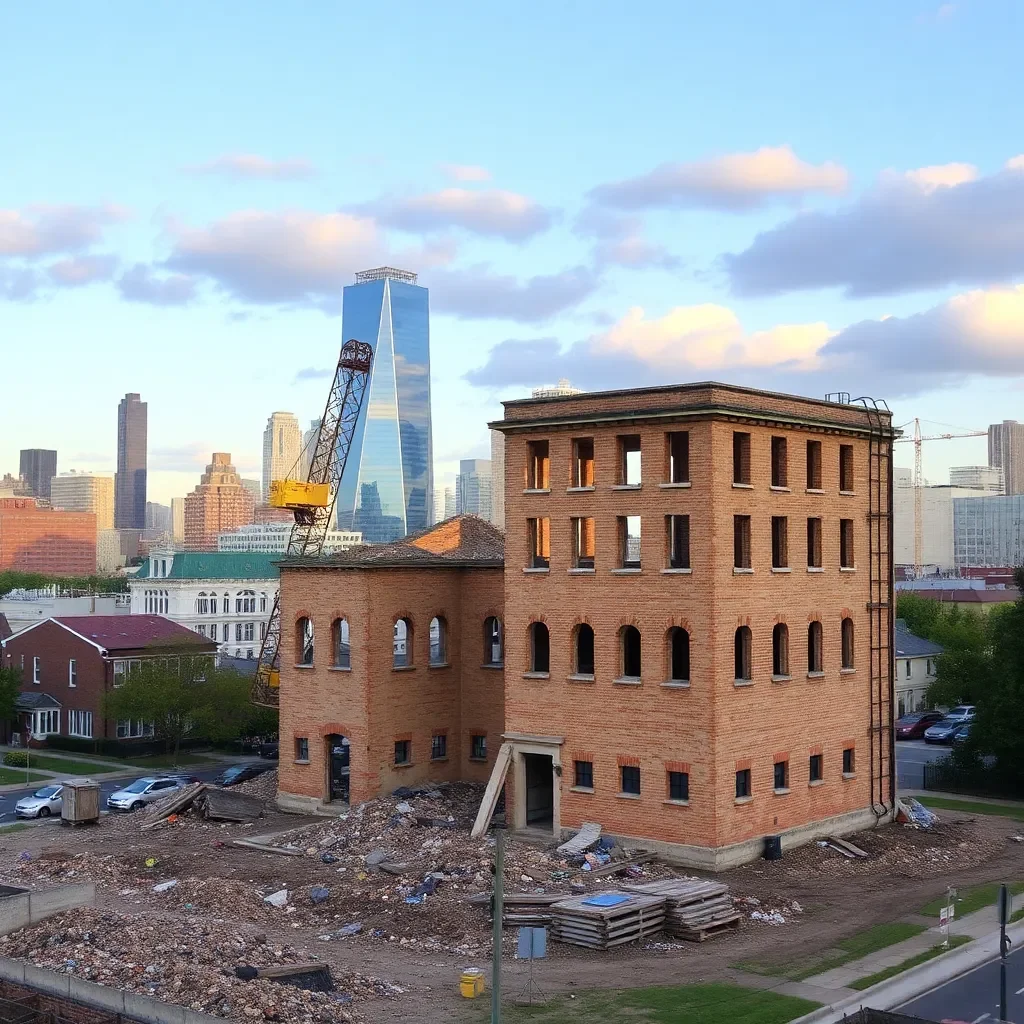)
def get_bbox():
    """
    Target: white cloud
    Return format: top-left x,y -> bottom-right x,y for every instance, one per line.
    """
47,254 -> 118,287
0,204 -> 130,258
902,162 -> 978,190
185,153 -> 316,180
439,163 -> 491,182
118,263 -> 198,305
574,208 -> 679,270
